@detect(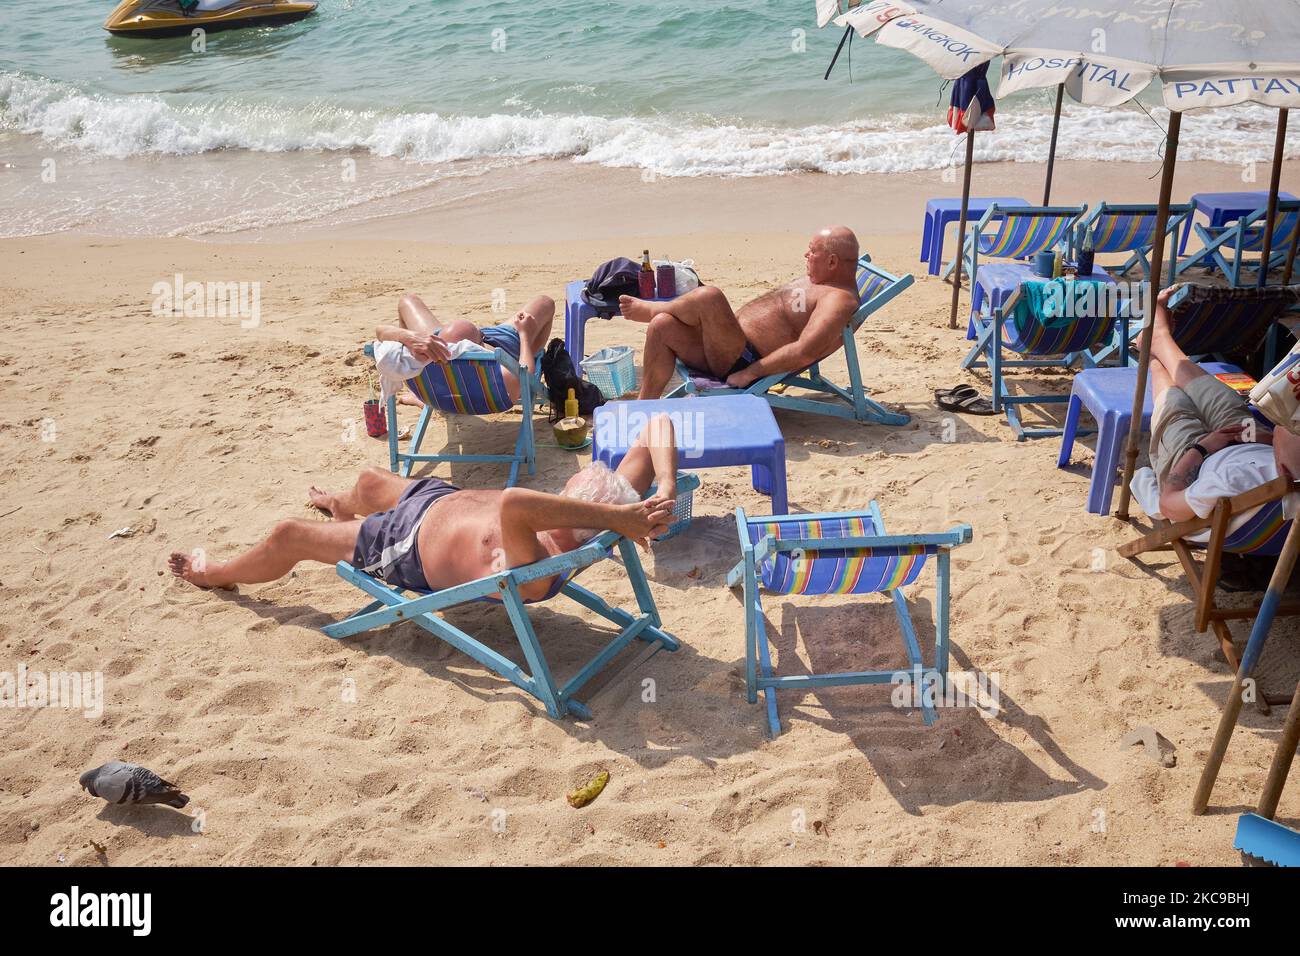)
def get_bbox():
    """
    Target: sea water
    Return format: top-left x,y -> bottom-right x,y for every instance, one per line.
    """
0,0 -> 1292,237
